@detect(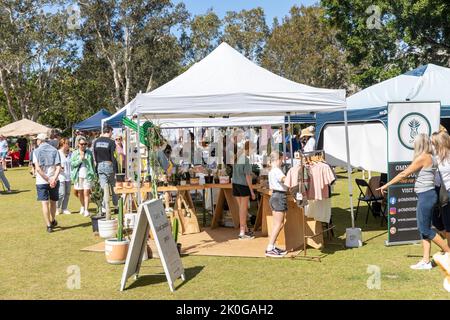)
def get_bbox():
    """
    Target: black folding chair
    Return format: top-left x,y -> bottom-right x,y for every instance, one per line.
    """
355,178 -> 387,226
